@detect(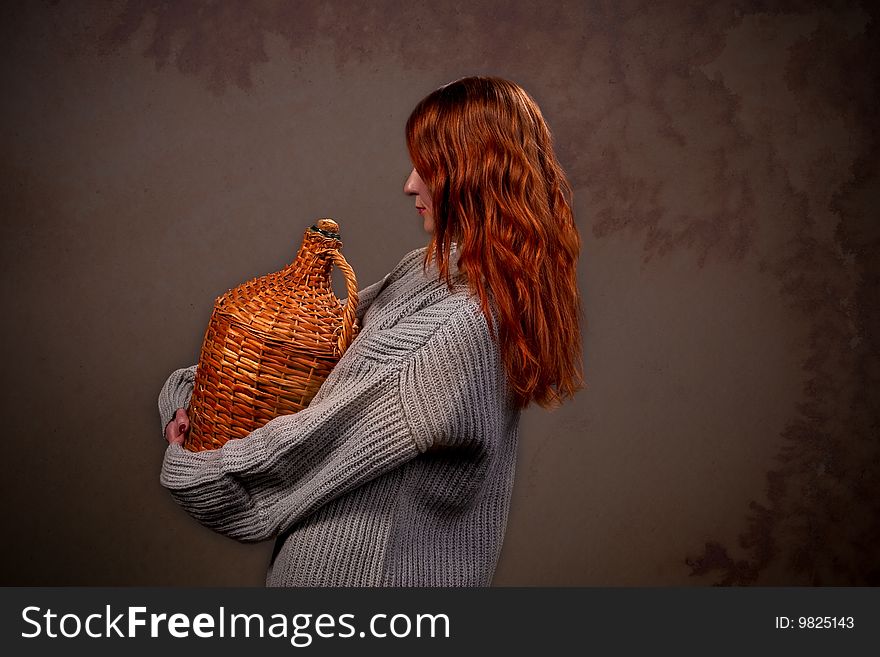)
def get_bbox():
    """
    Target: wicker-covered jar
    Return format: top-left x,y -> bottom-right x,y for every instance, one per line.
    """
184,218 -> 359,452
